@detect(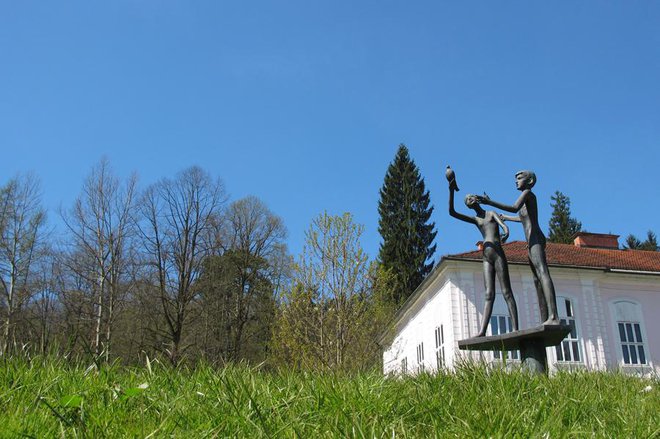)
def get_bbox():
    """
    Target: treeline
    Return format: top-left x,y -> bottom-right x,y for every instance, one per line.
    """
0,159 -> 408,371
548,190 -> 658,250
4,151 -> 655,371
